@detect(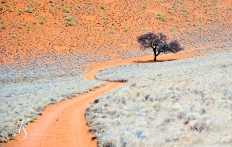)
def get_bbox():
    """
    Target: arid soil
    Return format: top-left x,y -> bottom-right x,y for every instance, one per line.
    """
0,0 -> 231,67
